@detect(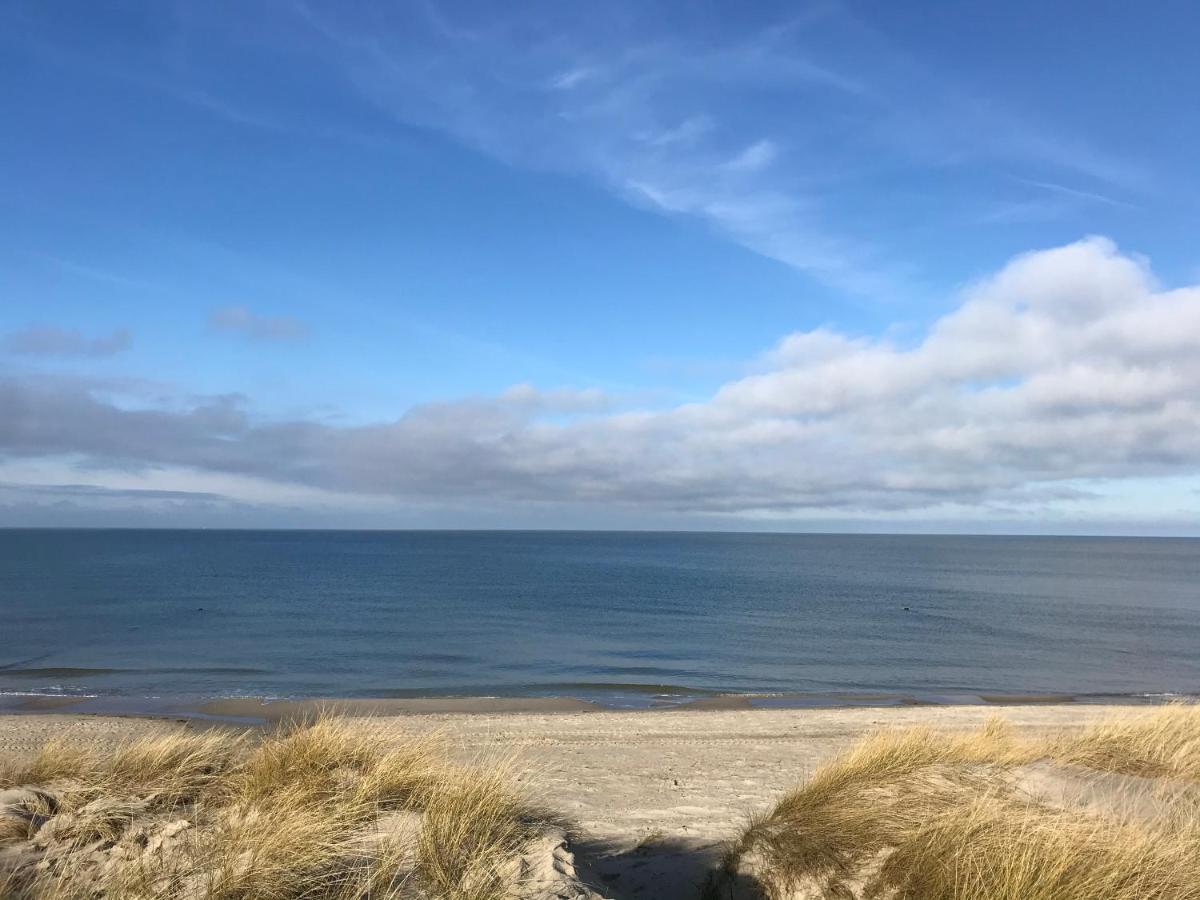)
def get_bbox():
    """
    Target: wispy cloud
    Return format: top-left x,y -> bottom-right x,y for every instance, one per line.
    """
723,139 -> 778,173
977,175 -> 1140,225
2,10 -> 402,151
0,481 -> 228,502
14,1 -> 1145,300
549,66 -> 600,90
172,87 -> 282,131
209,306 -> 309,342
269,2 -> 908,294
2,326 -> 131,358
1012,176 -> 1138,210
29,252 -> 163,292
635,115 -> 713,148
976,198 -> 1067,226
269,1 -> 1144,298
